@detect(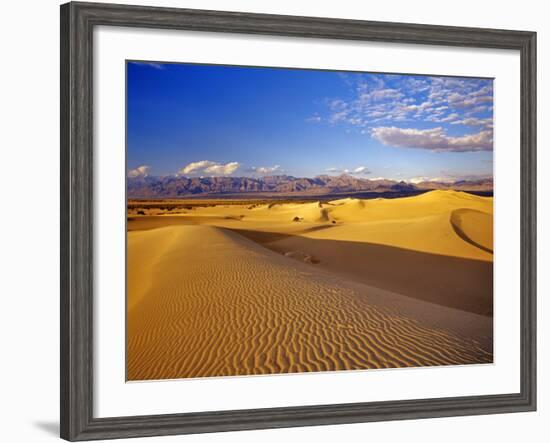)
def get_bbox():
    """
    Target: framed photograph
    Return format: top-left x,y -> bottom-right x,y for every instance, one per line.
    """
60,1 -> 536,440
